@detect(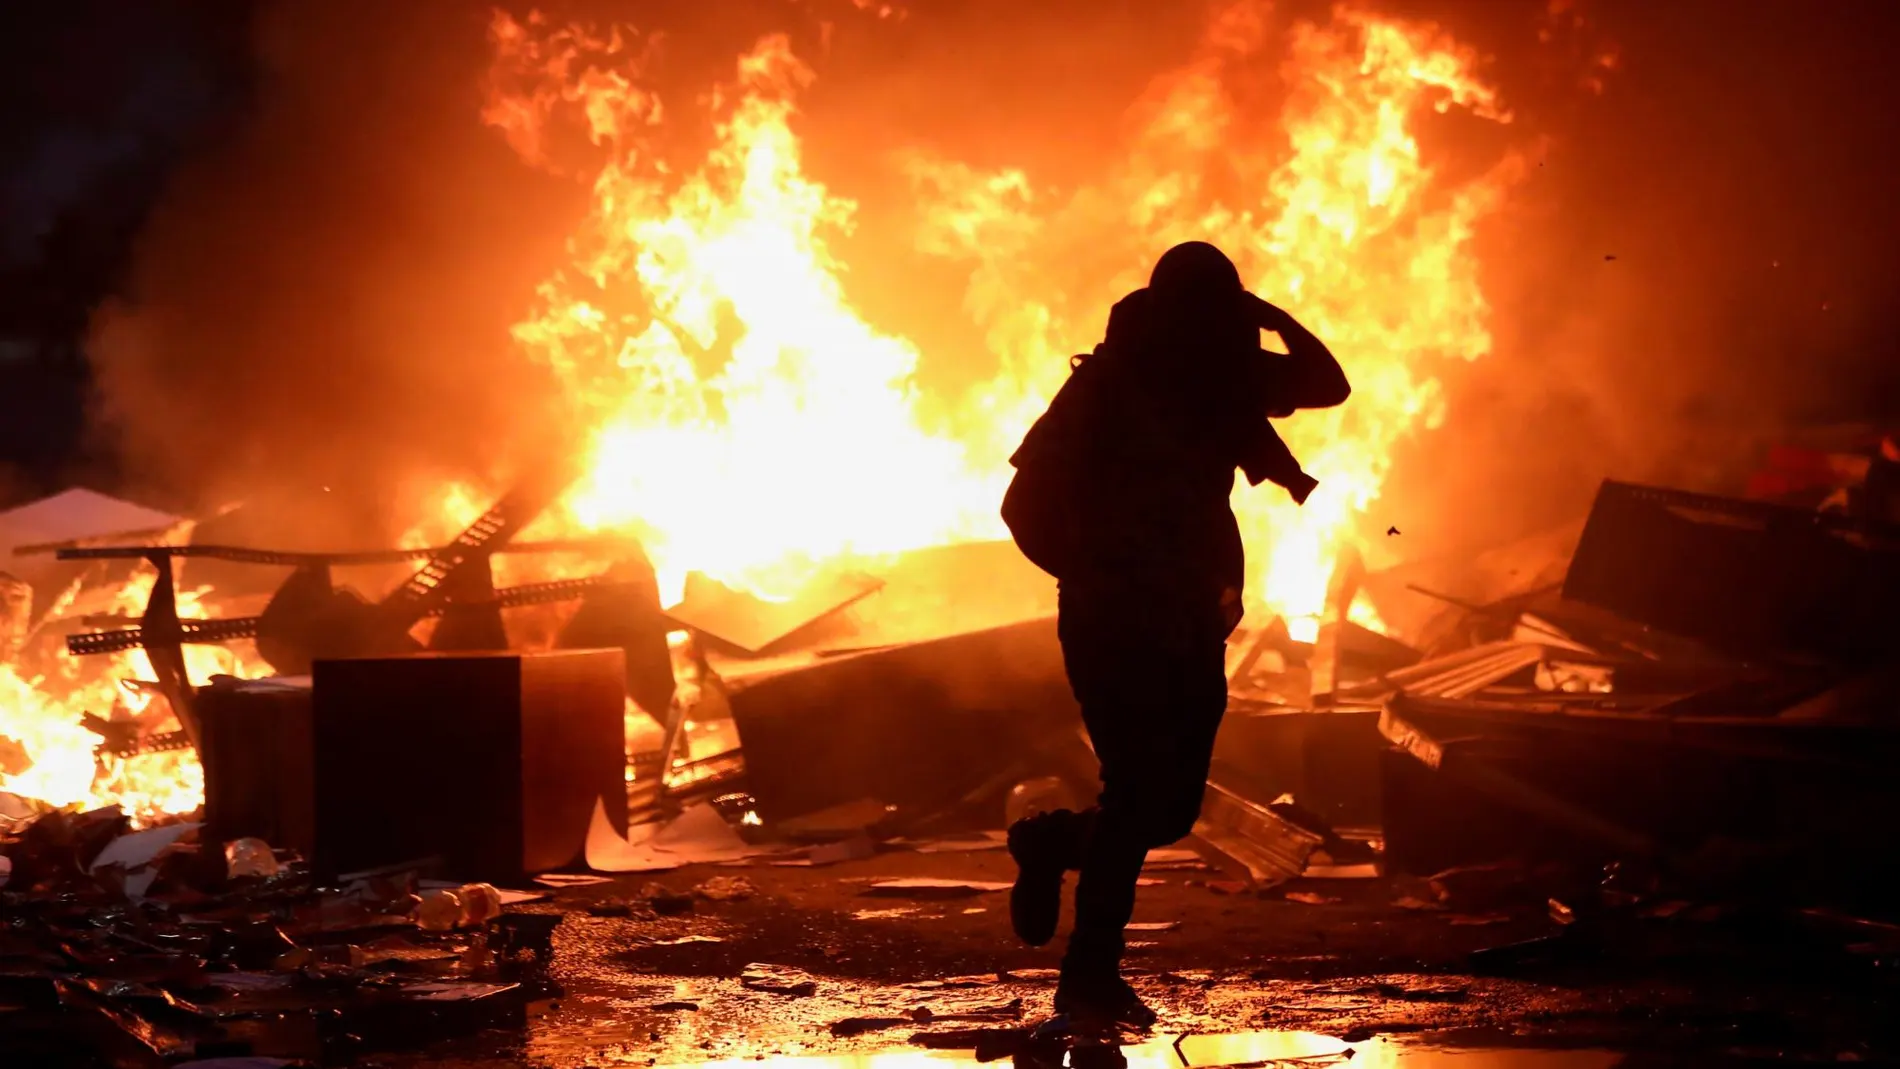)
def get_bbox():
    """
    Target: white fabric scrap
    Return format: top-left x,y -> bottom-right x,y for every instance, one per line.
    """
88,822 -> 201,874
585,799 -> 765,873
